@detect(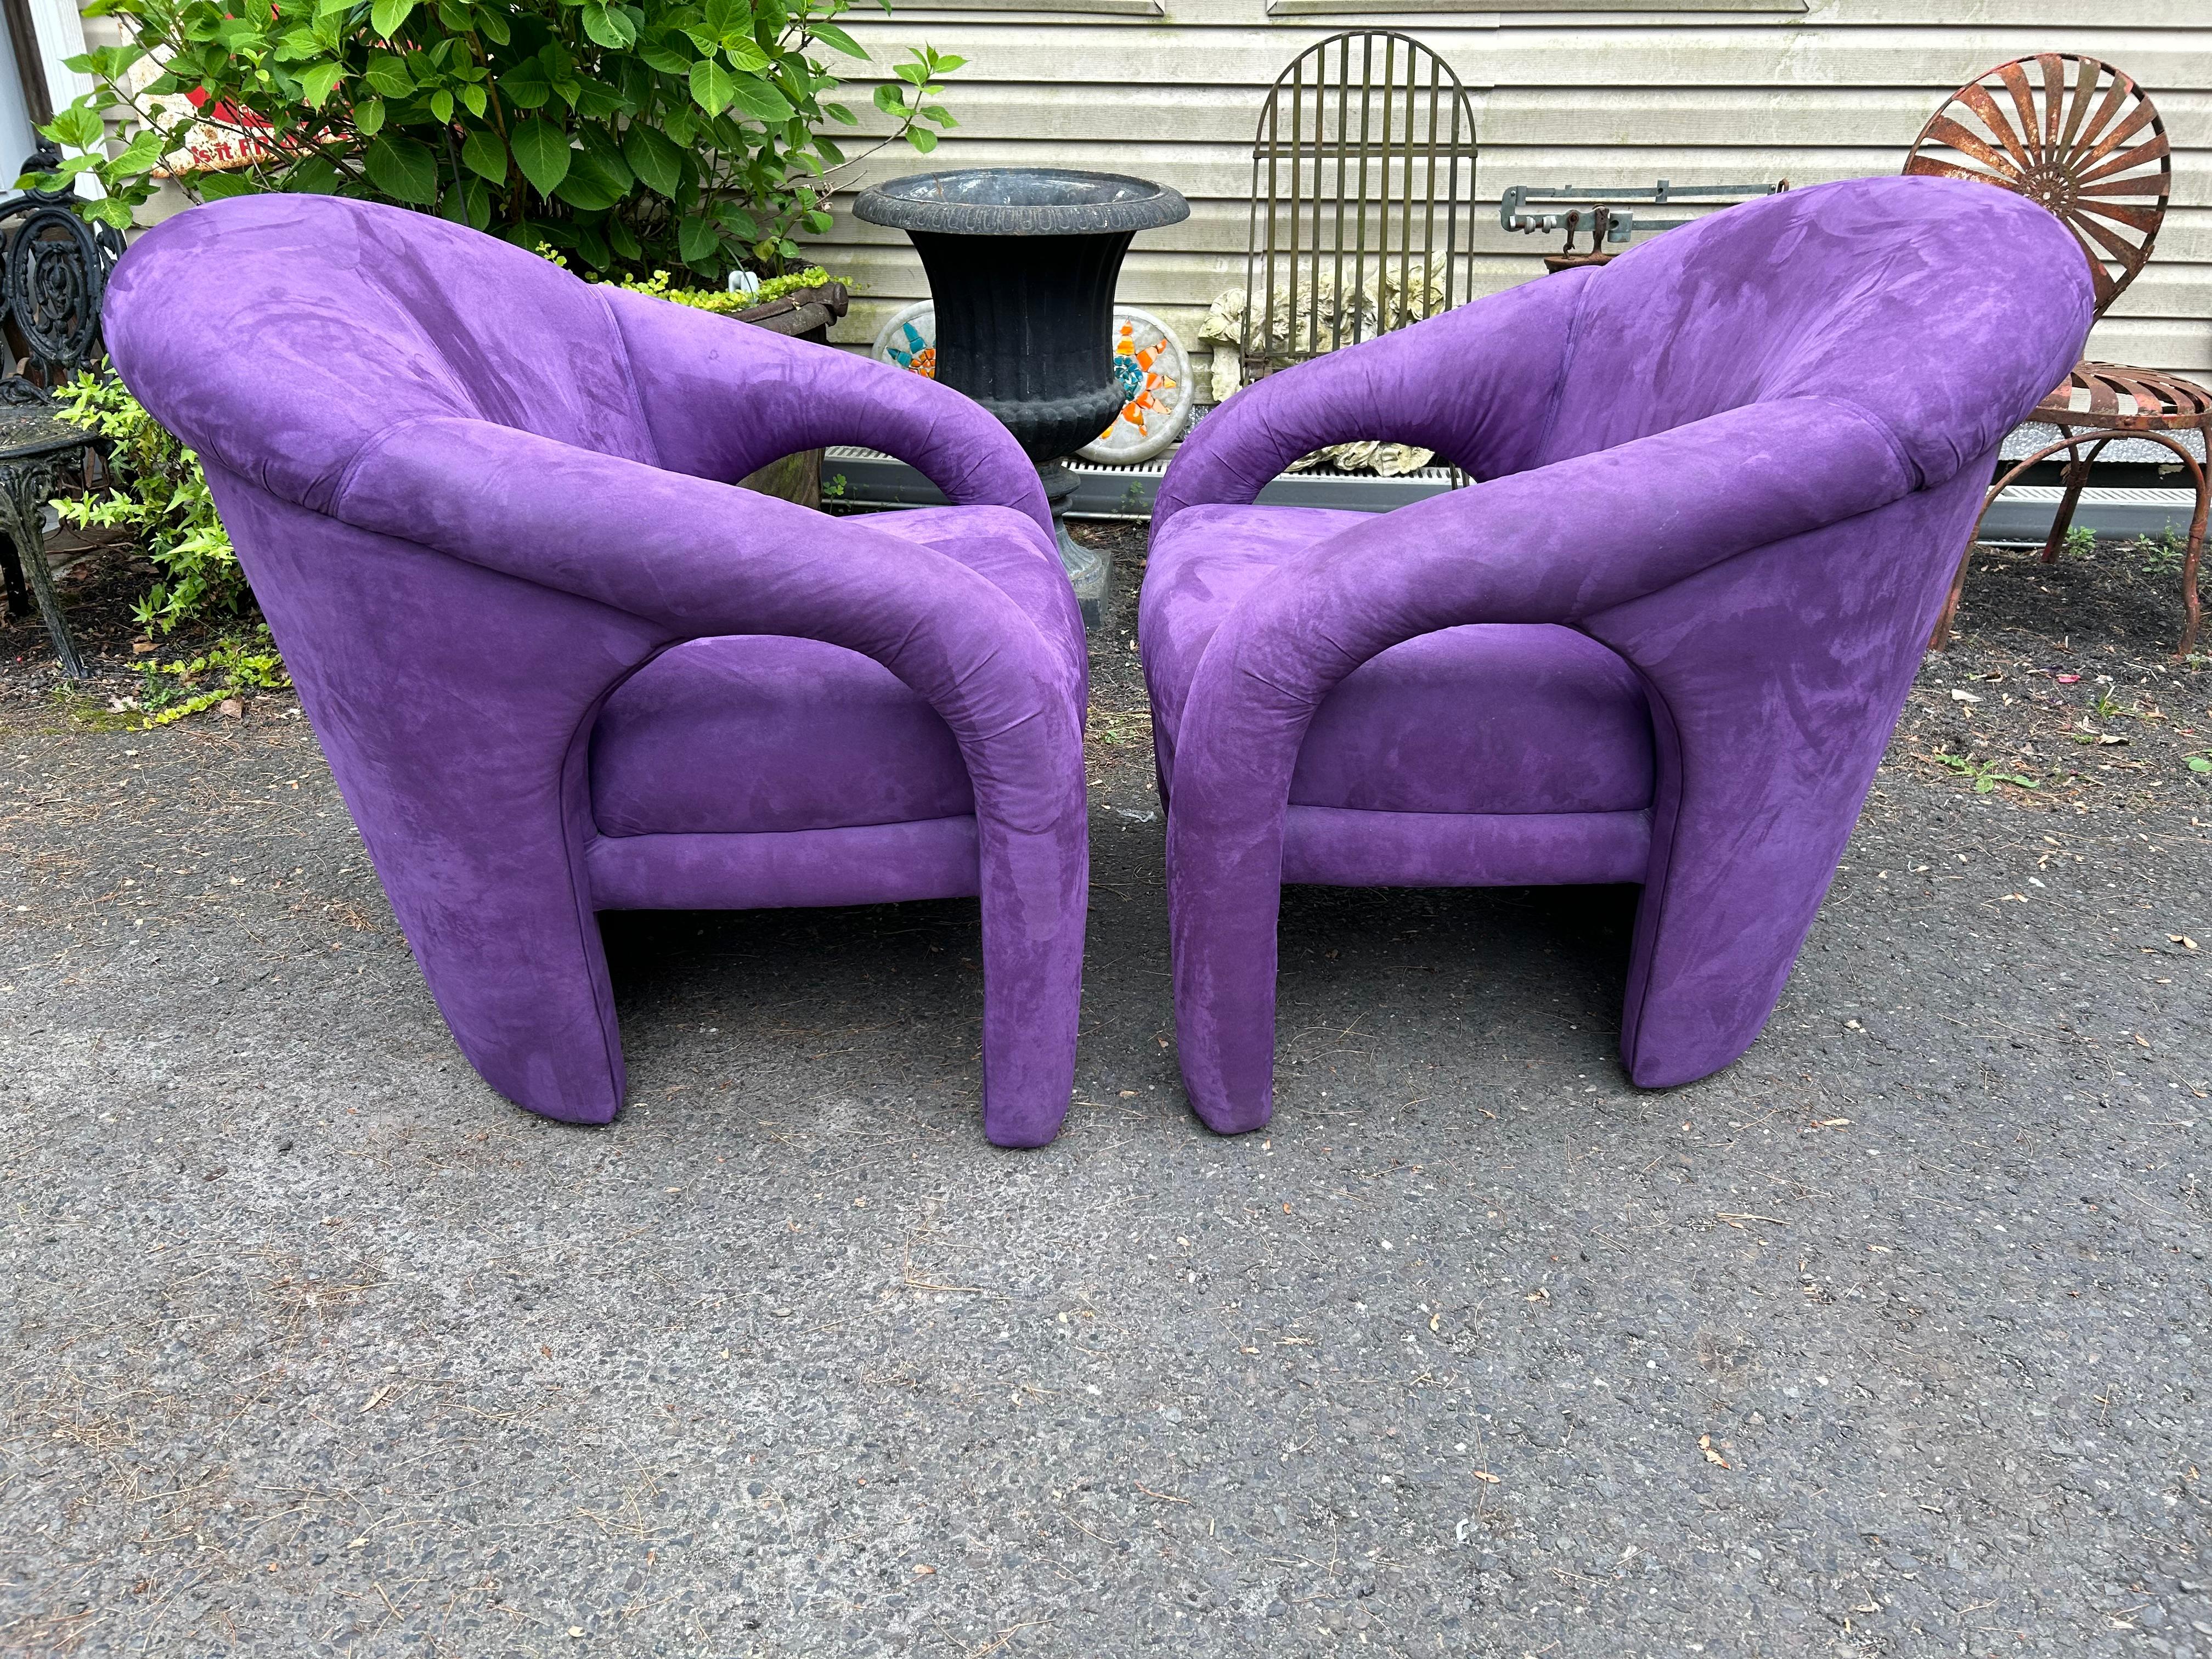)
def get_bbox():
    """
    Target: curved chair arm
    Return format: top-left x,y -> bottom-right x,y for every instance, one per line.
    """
1153,270 -> 1595,533
602,287 -> 1056,545
1166,395 -> 1922,1130
321,415 -> 1086,1146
